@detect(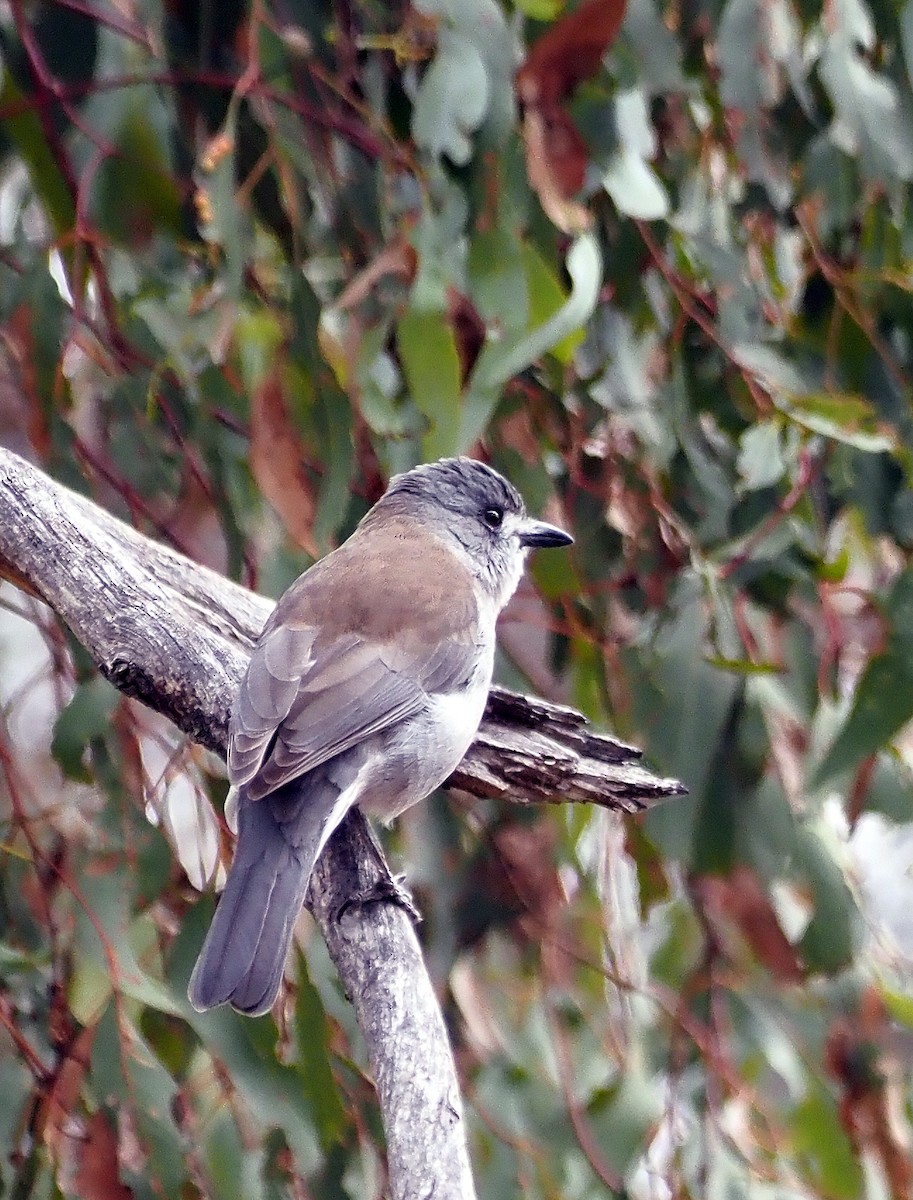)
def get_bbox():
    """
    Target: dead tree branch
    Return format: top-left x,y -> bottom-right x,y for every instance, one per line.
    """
0,446 -> 684,1200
